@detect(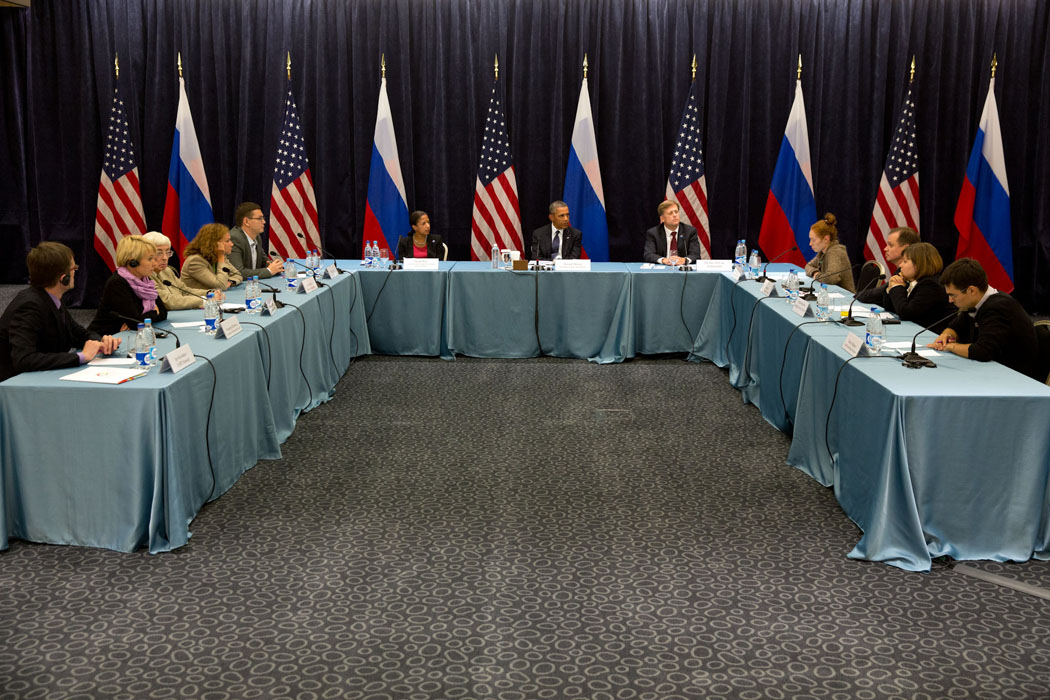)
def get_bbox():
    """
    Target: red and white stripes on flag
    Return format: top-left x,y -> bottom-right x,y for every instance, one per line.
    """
268,88 -> 320,260
471,81 -> 522,260
95,86 -> 146,270
666,81 -> 712,259
865,82 -> 920,272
